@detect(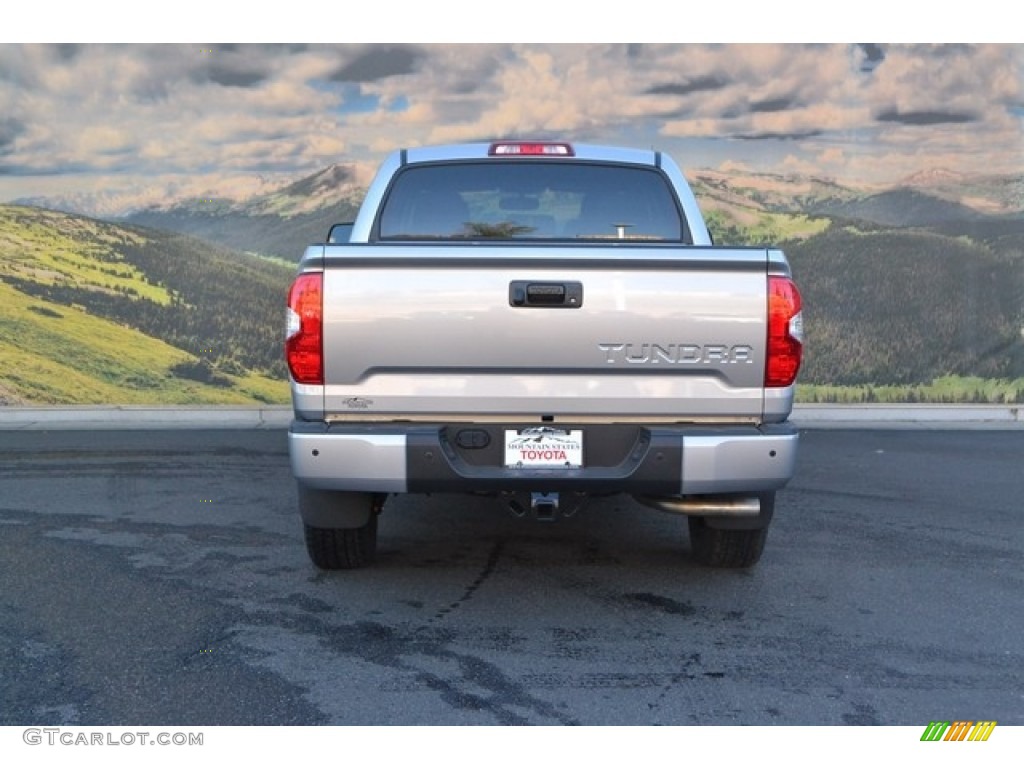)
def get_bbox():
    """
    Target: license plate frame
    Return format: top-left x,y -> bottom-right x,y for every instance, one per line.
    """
504,427 -> 583,469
